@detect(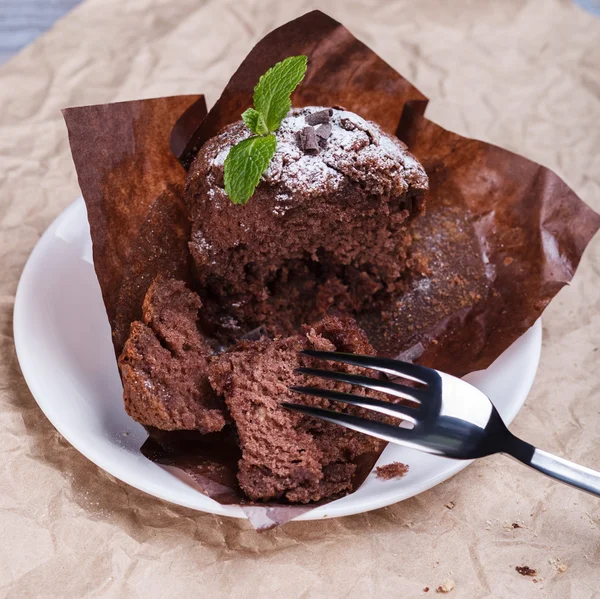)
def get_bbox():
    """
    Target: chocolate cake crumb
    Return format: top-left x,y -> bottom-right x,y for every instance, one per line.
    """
515,566 -> 537,577
208,316 -> 396,503
423,587 -> 430,593
376,462 -> 410,480
119,277 -> 226,432
305,108 -> 332,125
